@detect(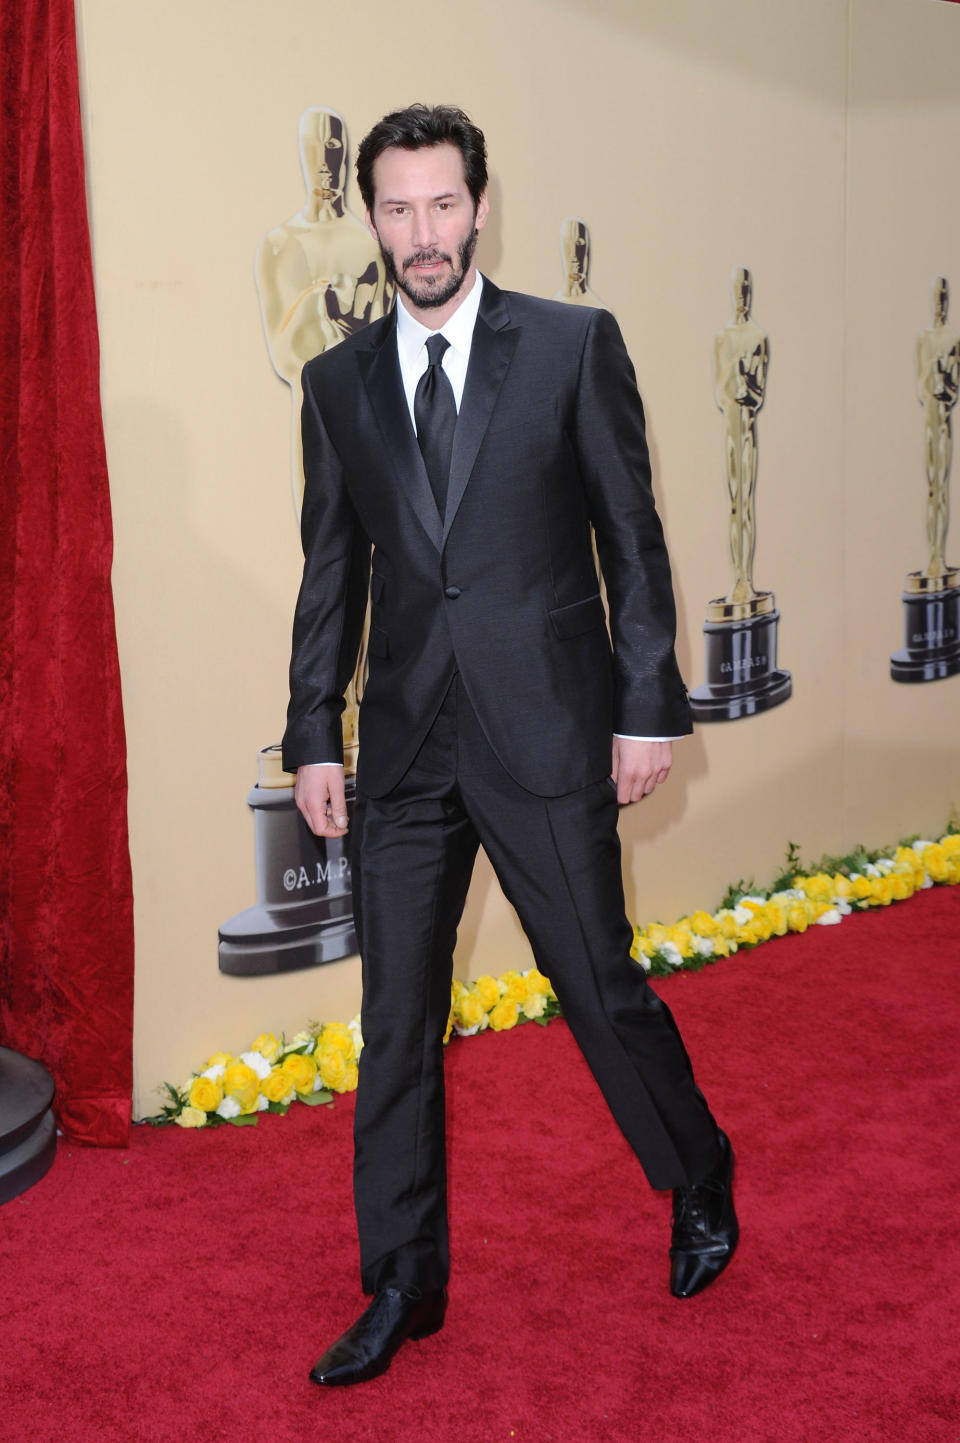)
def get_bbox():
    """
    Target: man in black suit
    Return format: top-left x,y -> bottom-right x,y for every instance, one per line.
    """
282,104 -> 738,1387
